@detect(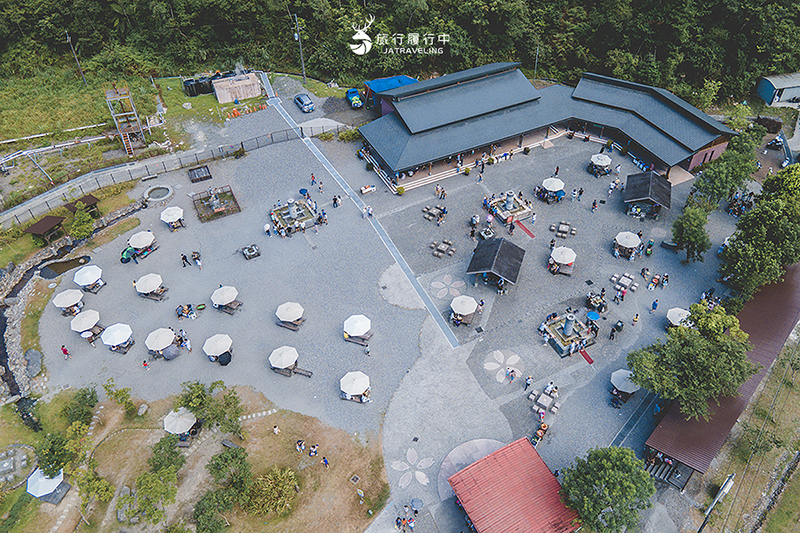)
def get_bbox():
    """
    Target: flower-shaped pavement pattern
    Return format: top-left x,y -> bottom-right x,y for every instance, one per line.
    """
390,448 -> 435,488
483,349 -> 525,383
430,274 -> 465,299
